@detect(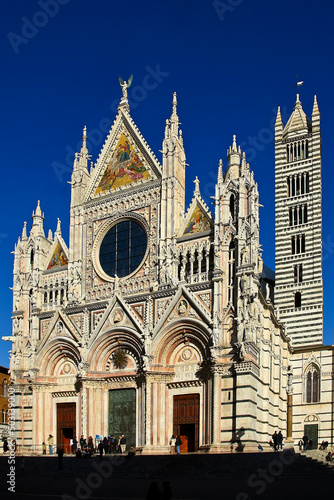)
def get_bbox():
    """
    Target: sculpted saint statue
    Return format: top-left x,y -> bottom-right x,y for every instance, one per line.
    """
119,75 -> 133,99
